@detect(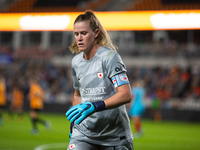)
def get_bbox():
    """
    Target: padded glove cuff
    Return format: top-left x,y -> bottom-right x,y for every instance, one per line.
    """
92,101 -> 106,112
